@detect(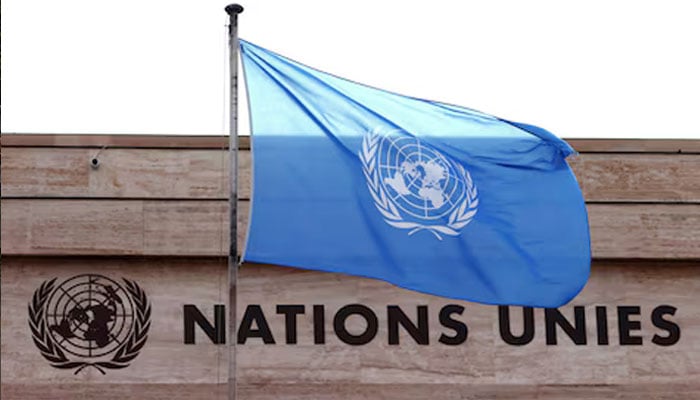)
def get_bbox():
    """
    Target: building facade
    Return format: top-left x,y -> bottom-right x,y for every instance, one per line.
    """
2,134 -> 699,399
